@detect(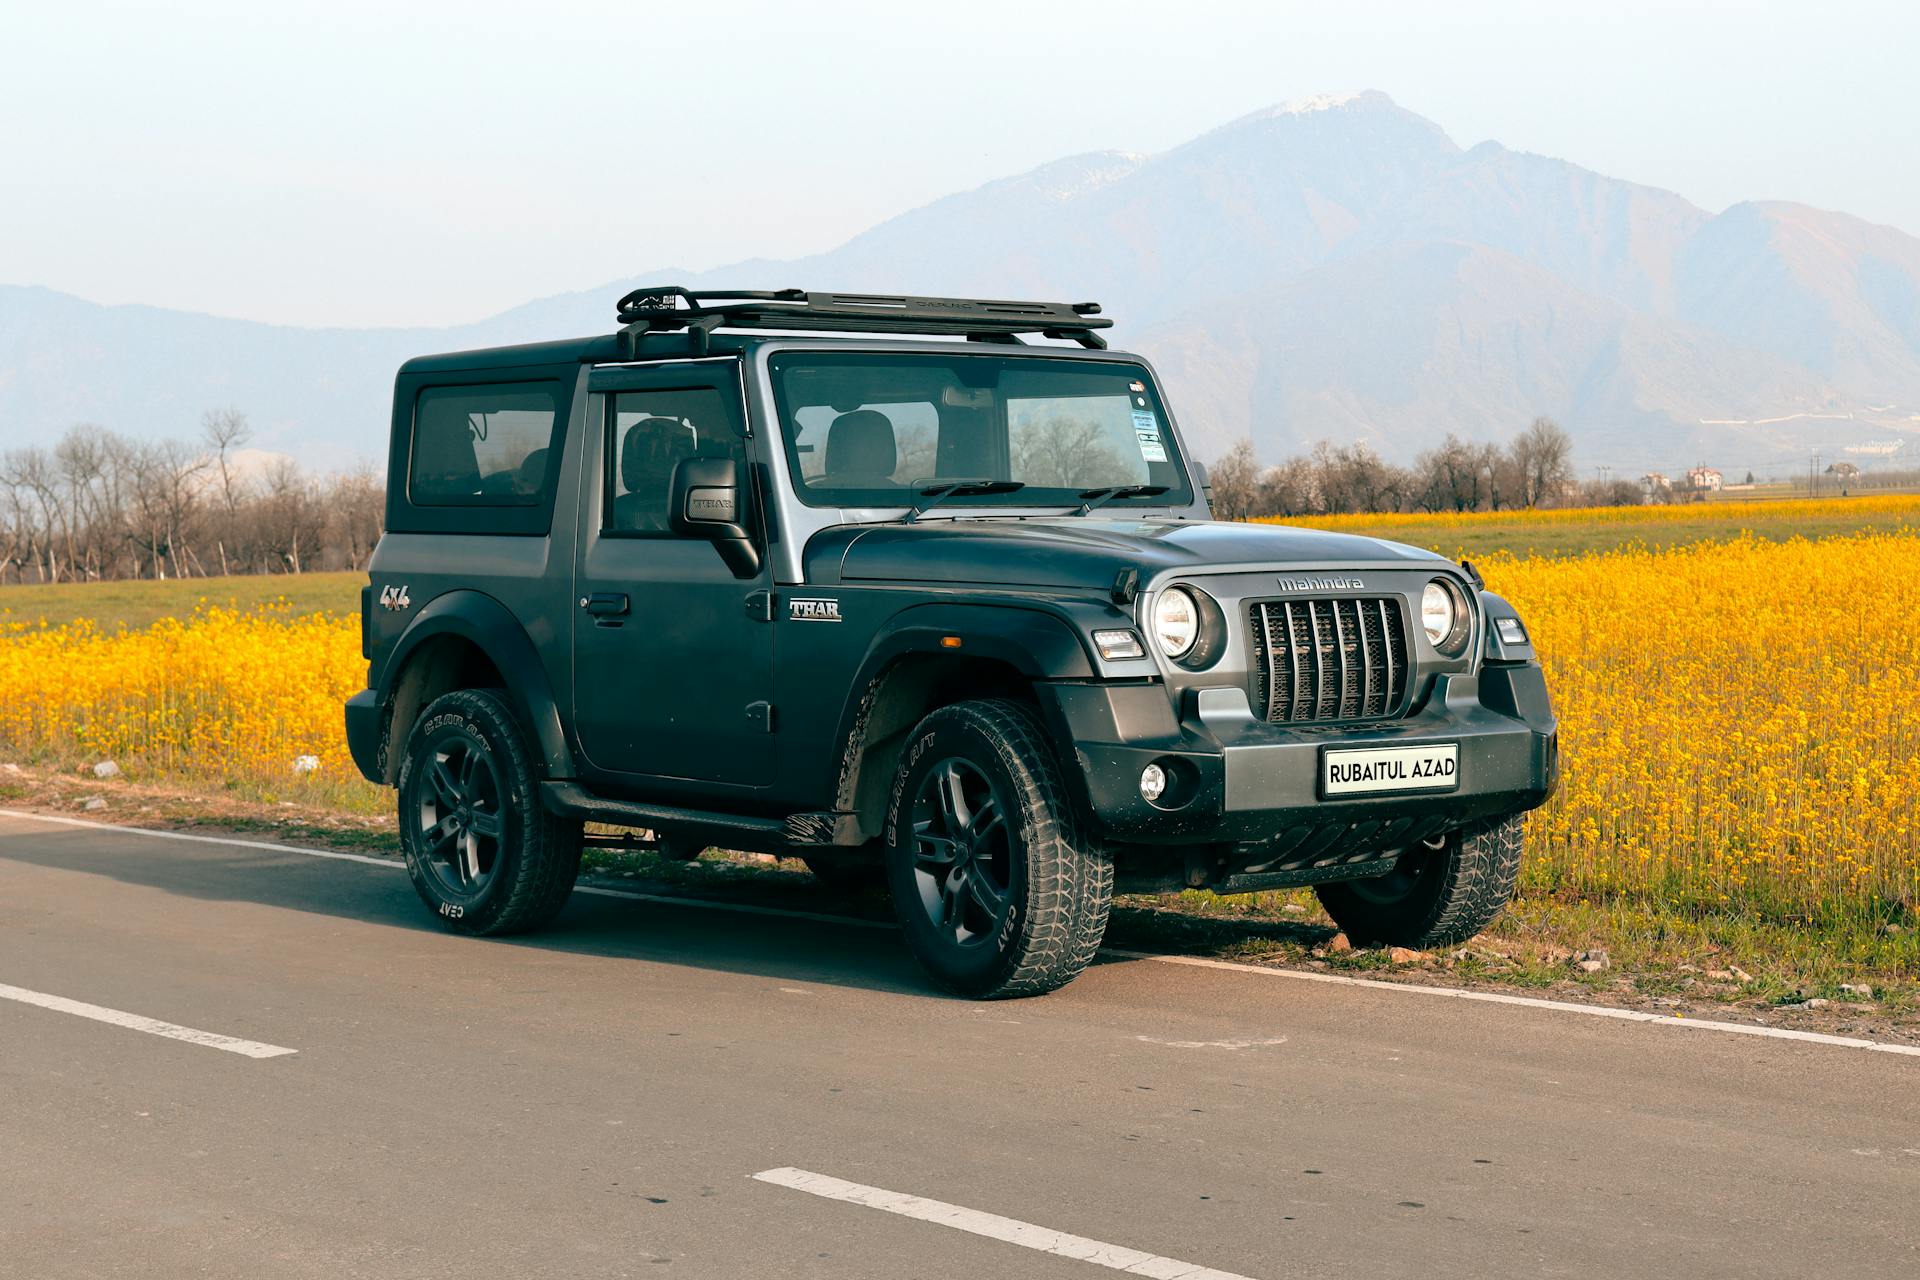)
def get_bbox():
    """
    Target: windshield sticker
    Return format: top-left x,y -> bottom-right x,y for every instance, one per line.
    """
1131,409 -> 1168,462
